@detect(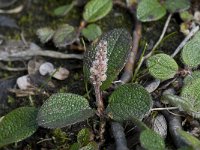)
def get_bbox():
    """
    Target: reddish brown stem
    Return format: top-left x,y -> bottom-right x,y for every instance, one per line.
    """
120,20 -> 142,83
94,84 -> 106,147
